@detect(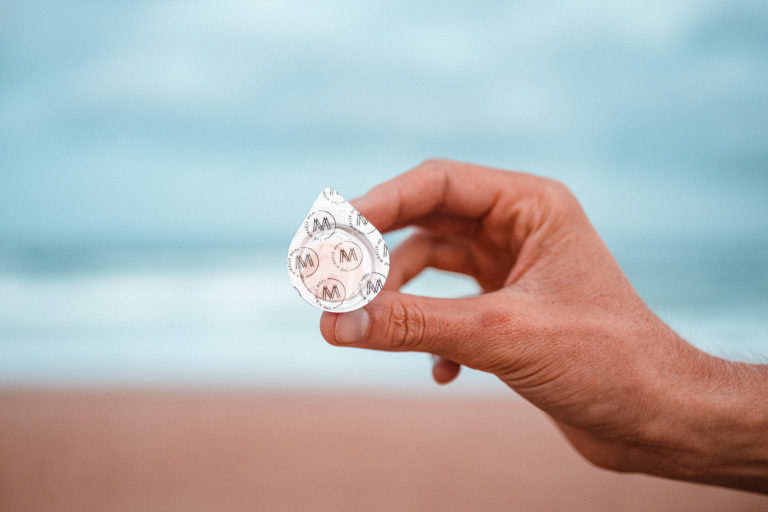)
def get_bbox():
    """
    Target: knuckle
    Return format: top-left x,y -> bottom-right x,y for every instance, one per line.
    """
537,178 -> 581,219
419,157 -> 449,169
385,299 -> 427,351
543,178 -> 575,202
478,307 -> 511,331
415,158 -> 454,177
546,177 -> 571,194
479,297 -> 534,337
